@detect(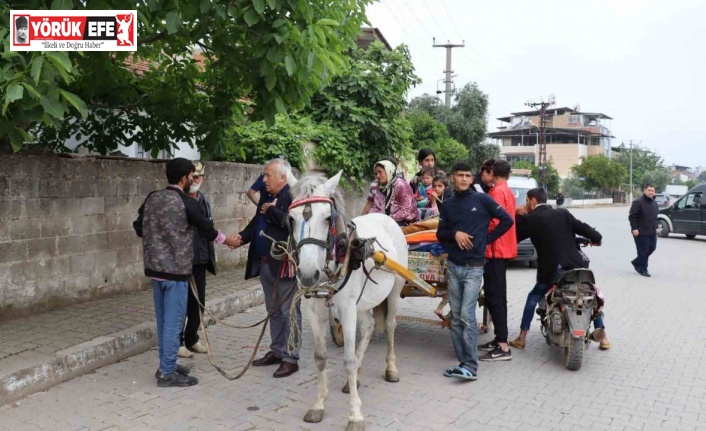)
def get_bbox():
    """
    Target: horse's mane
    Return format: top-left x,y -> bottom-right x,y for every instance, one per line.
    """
290,174 -> 346,216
